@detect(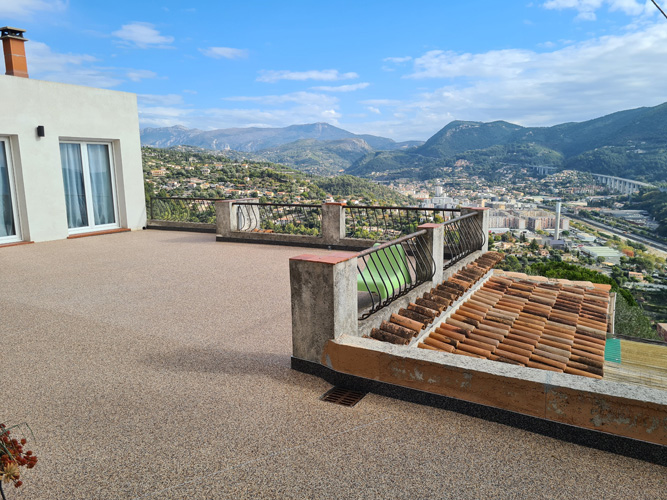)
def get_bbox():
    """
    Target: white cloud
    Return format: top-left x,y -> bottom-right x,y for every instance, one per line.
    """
366,106 -> 381,114
257,69 -> 358,83
383,56 -> 412,63
127,69 -> 158,82
310,82 -> 370,92
138,91 -> 342,129
542,0 -> 655,20
138,94 -> 184,106
138,106 -> 193,128
112,22 -> 174,49
359,99 -> 403,106
199,47 -> 248,59
224,91 -> 338,107
342,22 -> 667,140
409,49 -> 533,79
0,0 -> 67,18
26,41 -> 122,87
